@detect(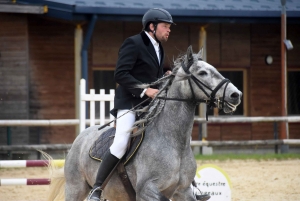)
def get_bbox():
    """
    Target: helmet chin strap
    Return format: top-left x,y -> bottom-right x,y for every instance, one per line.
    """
149,24 -> 160,43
